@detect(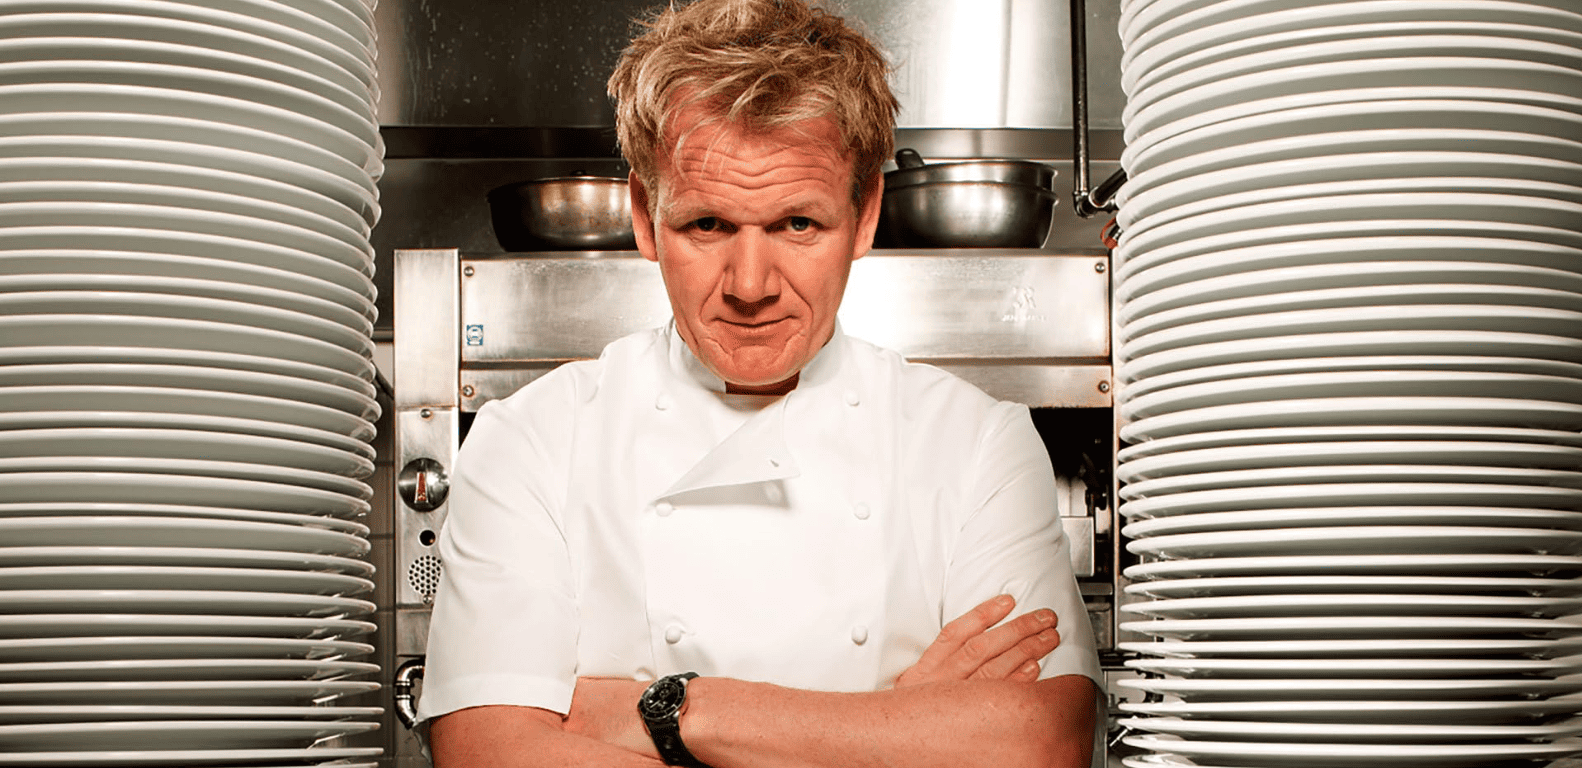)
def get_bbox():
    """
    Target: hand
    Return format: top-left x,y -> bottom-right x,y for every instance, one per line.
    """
894,594 -> 1061,687
562,677 -> 659,759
